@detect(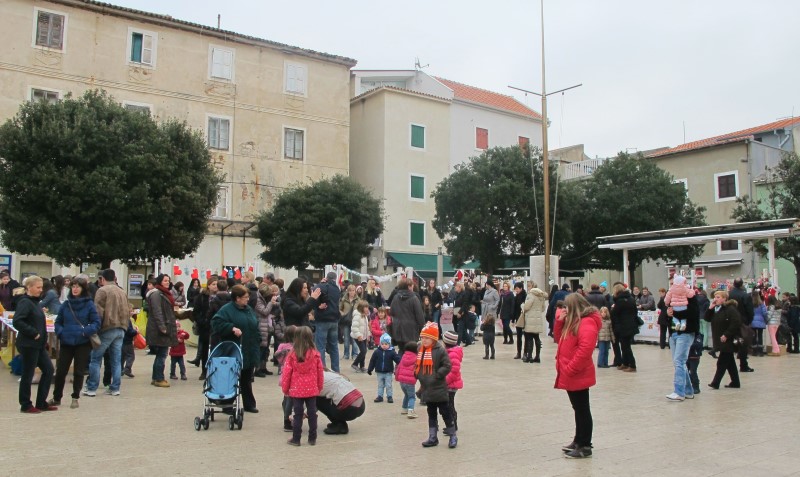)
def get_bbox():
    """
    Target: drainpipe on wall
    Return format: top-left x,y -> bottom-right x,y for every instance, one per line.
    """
745,141 -> 757,279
